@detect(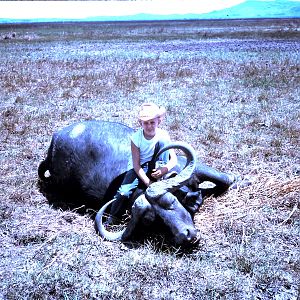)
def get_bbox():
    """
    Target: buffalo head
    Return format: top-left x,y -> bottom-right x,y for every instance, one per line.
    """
96,141 -> 199,246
